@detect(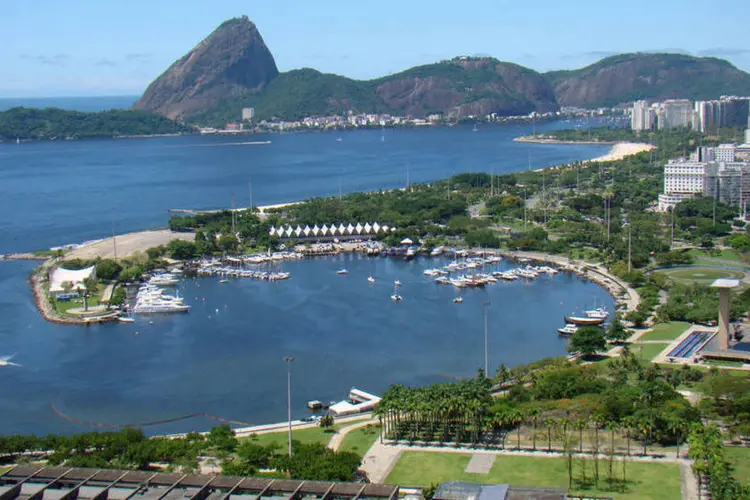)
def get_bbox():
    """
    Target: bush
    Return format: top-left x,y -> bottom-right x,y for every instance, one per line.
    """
167,239 -> 197,260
